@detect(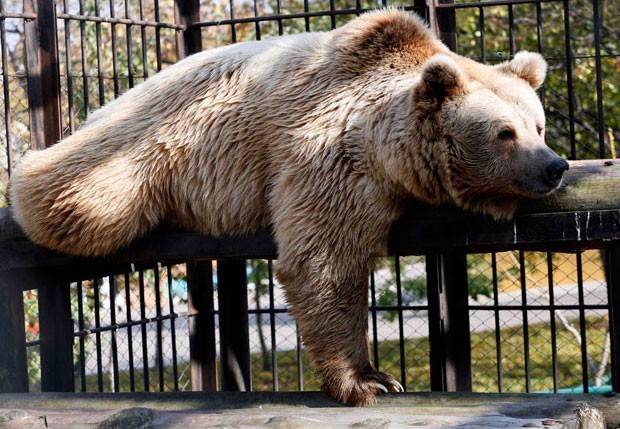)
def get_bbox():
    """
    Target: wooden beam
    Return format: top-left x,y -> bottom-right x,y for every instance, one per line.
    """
1,160 -> 620,279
